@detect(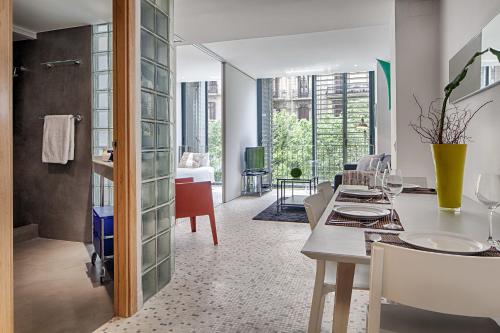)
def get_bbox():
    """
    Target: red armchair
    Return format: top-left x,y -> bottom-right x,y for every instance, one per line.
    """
175,178 -> 218,245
